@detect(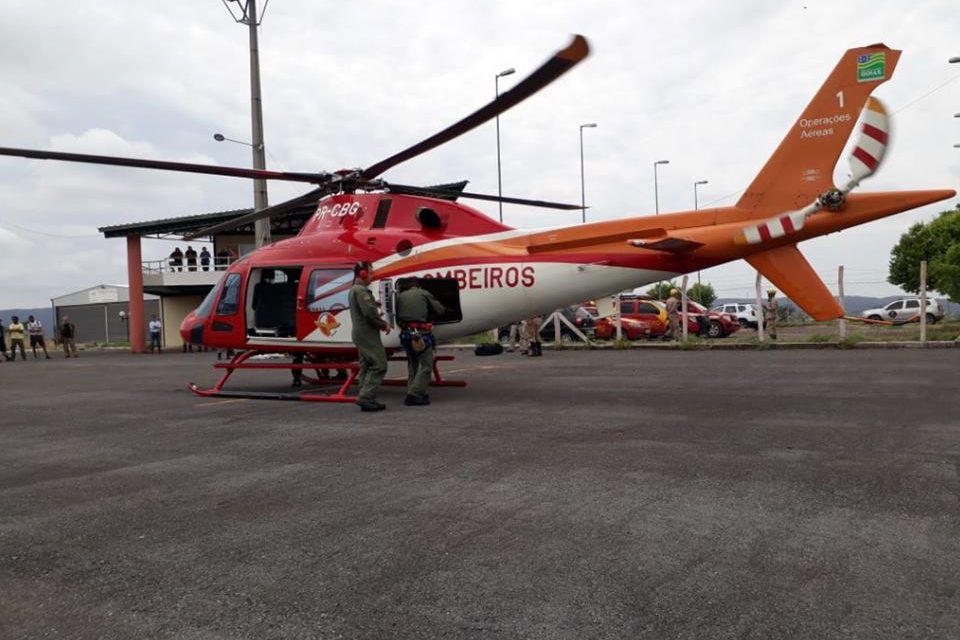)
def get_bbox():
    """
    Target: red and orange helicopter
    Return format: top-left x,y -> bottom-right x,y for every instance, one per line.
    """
0,36 -> 954,401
